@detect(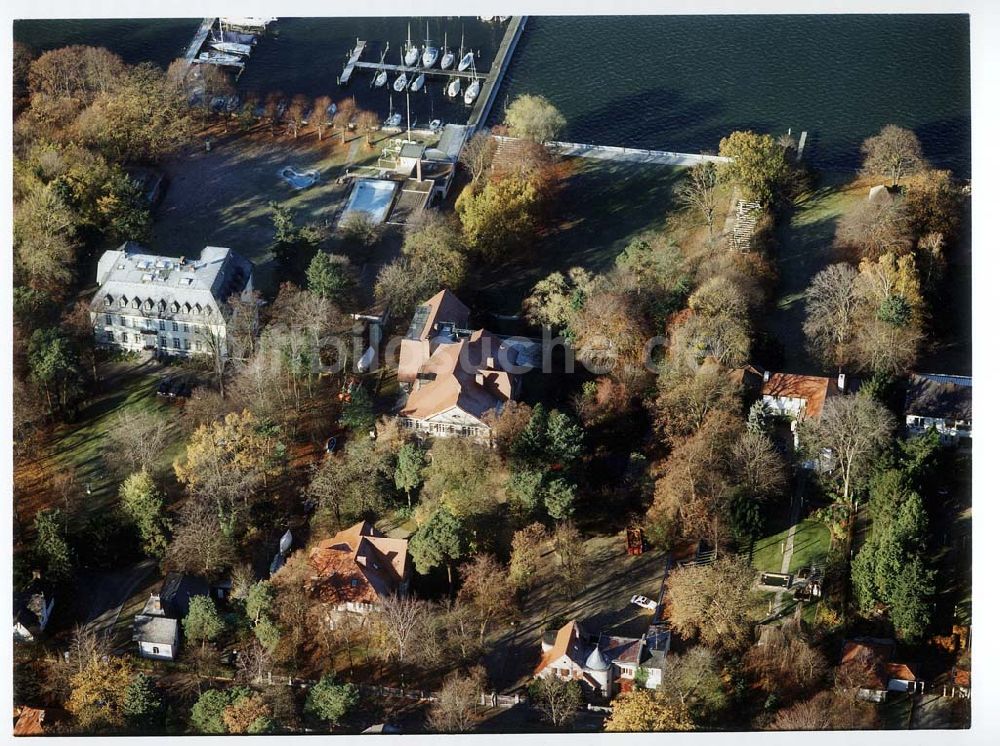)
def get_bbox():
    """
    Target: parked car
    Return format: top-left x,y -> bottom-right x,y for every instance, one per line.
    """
156,378 -> 173,397
630,594 -> 656,610
169,379 -> 192,398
